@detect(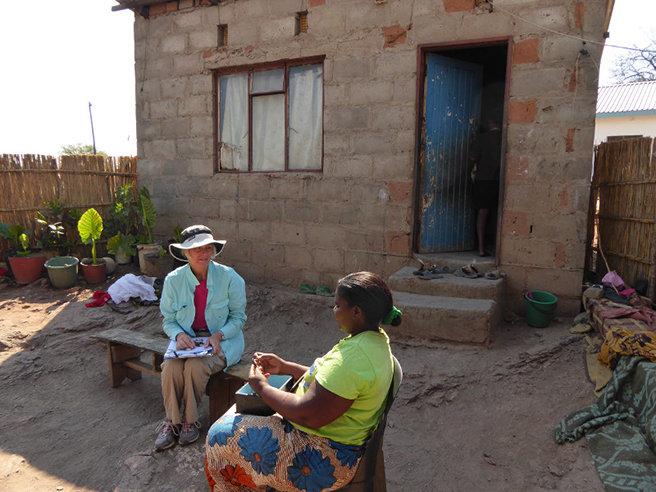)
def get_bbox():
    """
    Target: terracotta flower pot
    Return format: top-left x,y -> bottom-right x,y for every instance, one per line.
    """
8,256 -> 46,284
80,259 -> 107,284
